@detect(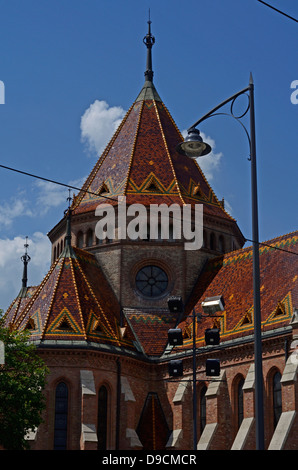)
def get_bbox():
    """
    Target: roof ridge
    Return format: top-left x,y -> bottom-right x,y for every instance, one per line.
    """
122,100 -> 144,195
40,256 -> 66,339
70,256 -> 87,340
153,100 -> 185,205
158,101 -> 235,219
14,256 -> 63,329
72,103 -> 135,211
74,256 -> 120,344
220,231 -> 298,264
